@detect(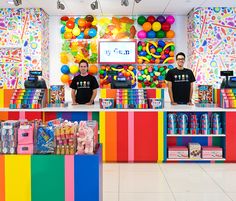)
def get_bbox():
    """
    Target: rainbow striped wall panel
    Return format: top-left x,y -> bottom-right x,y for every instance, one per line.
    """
100,111 -> 165,162
226,112 -> 236,162
0,146 -> 102,201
